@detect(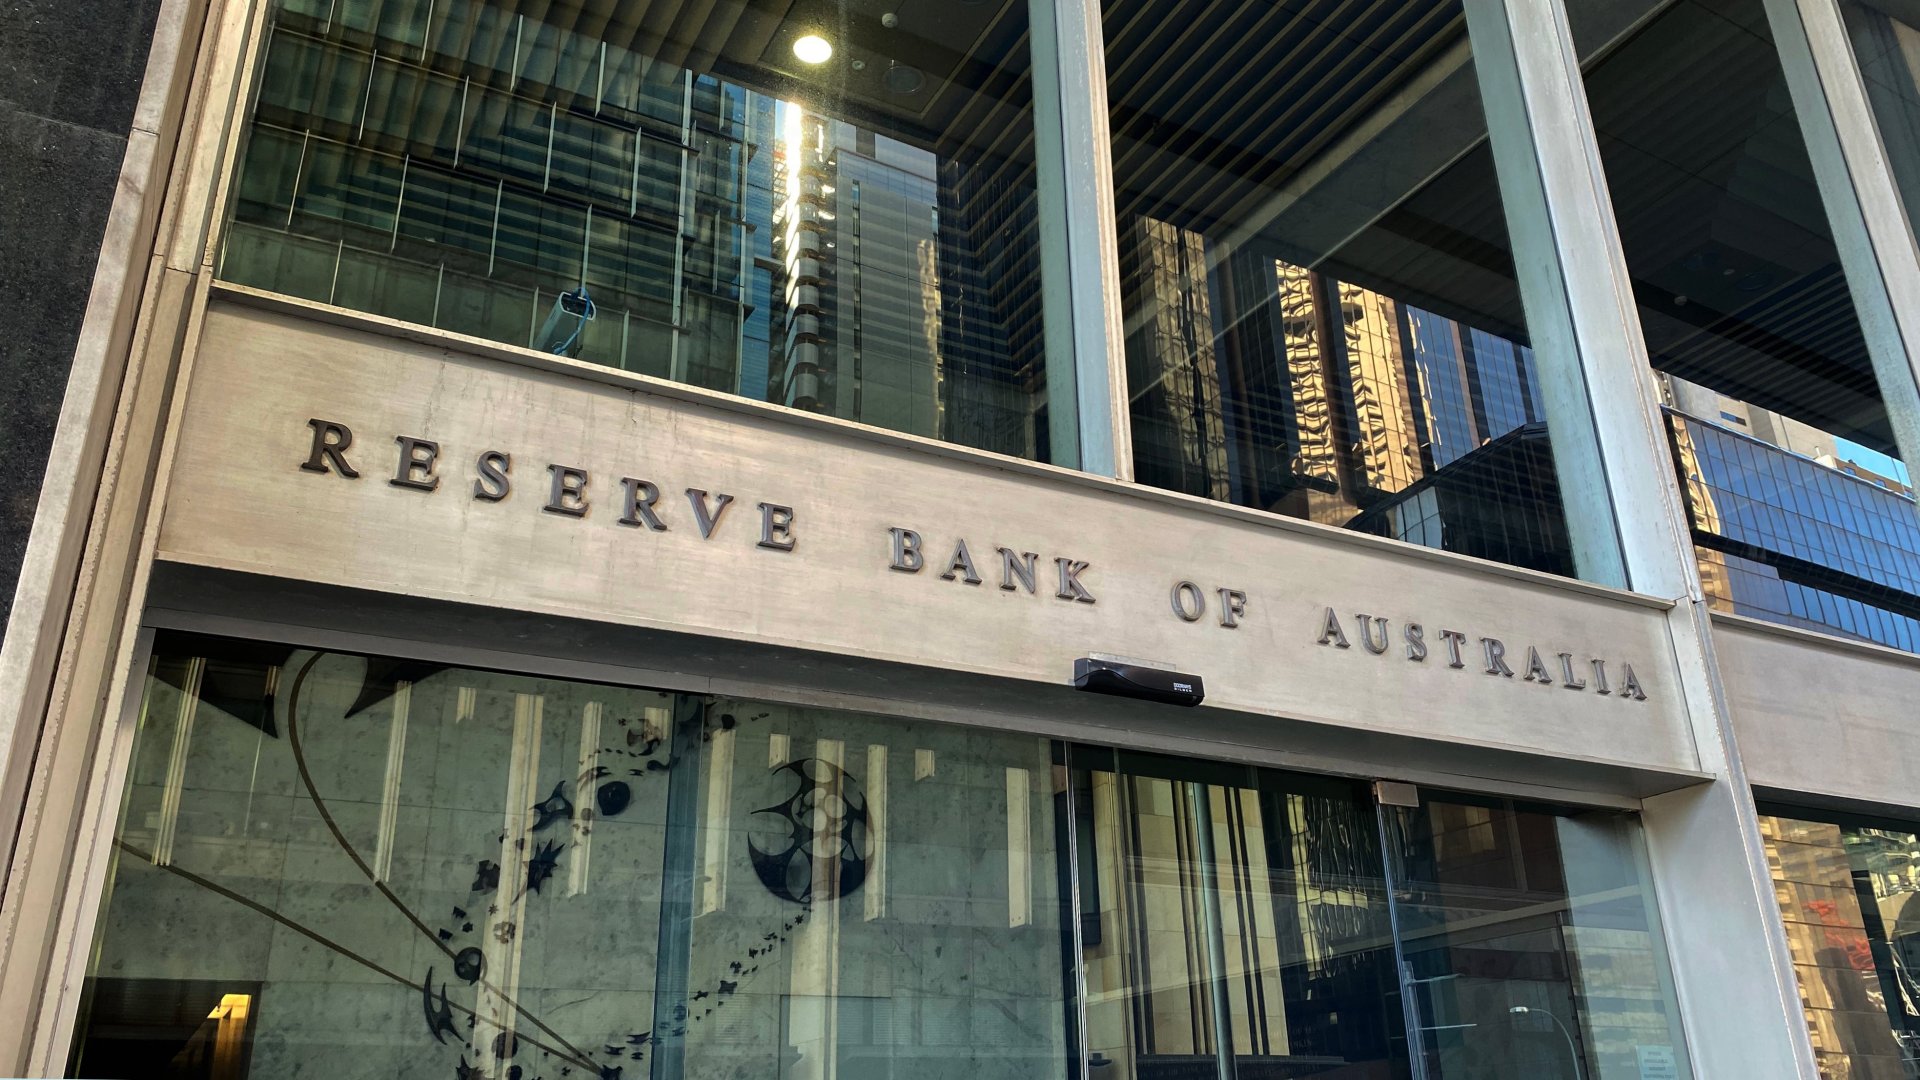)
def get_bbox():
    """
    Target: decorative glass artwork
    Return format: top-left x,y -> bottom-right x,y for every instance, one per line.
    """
67,633 -> 1687,1080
